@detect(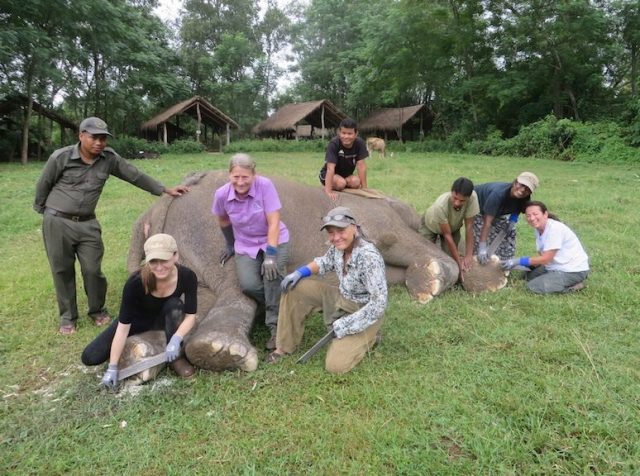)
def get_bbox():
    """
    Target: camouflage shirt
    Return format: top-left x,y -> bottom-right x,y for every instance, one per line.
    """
314,239 -> 387,338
